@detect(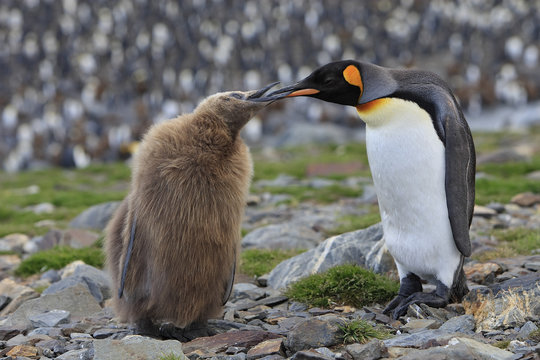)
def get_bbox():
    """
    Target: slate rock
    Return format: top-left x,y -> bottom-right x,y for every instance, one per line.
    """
0,325 -> 26,341
0,233 -> 30,253
93,328 -> 131,339
6,344 -> 39,358
400,319 -> 440,333
439,314 -> 475,334
31,229 -> 63,252
463,272 -> 540,331
383,329 -> 457,348
6,284 -> 101,327
511,192 -> 540,207
43,263 -> 111,303
183,330 -> 281,357
40,269 -> 61,283
0,254 -> 20,272
0,279 -> 39,316
397,337 -> 515,360
267,223 -> 384,289
56,348 -> 92,360
464,262 -> 503,285
289,349 -> 334,360
59,228 -> 99,248
29,309 -> 70,328
0,296 -> 10,312
284,316 -> 346,352
517,321 -> 538,340
346,339 -> 388,360
69,201 -> 121,230
246,338 -> 285,359
242,223 -> 324,250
